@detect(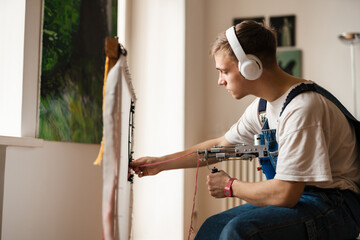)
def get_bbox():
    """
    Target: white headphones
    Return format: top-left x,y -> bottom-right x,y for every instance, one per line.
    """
225,26 -> 263,80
